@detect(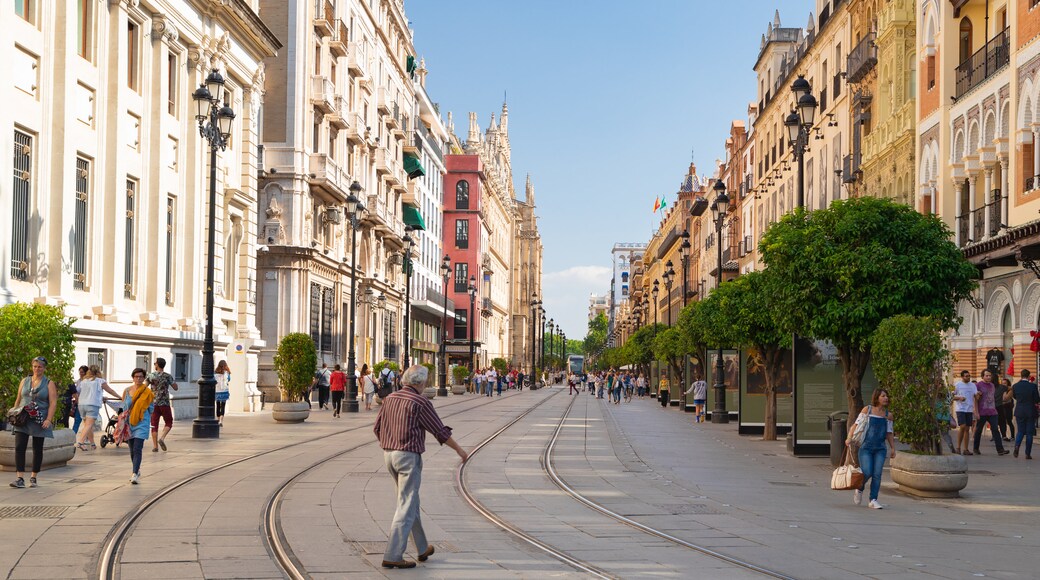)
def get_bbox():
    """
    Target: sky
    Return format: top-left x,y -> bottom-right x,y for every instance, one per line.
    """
406,0 -> 811,340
